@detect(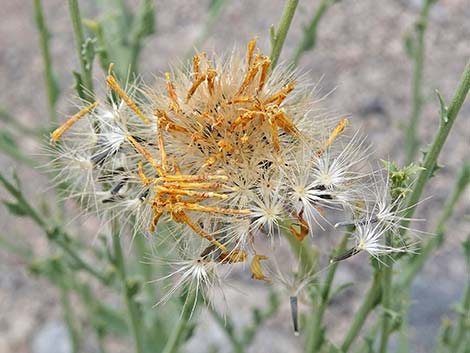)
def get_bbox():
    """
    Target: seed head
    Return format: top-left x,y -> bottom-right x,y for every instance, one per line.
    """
48,39 -> 420,312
